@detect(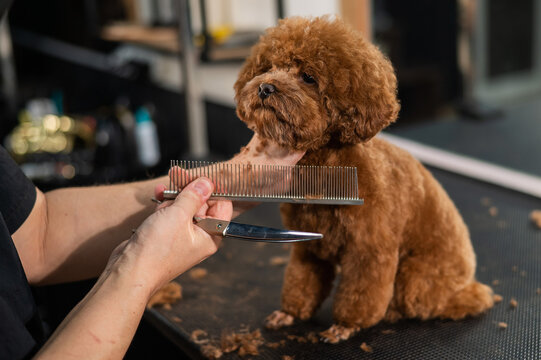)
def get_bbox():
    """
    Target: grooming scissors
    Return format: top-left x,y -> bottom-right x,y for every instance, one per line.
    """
194,217 -> 322,243
152,197 -> 323,242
